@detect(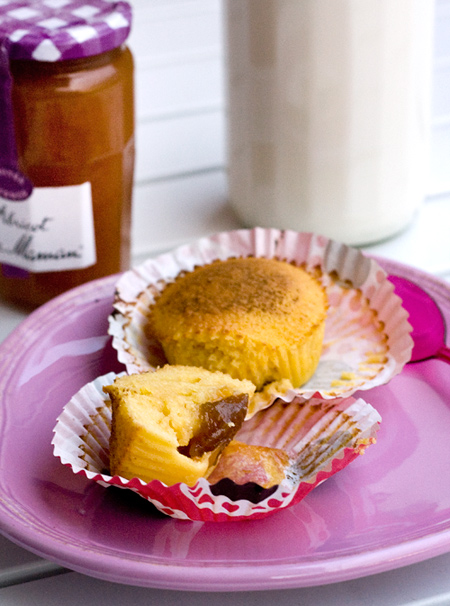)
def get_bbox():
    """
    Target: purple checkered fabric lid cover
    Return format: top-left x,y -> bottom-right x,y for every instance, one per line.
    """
0,0 -> 132,62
